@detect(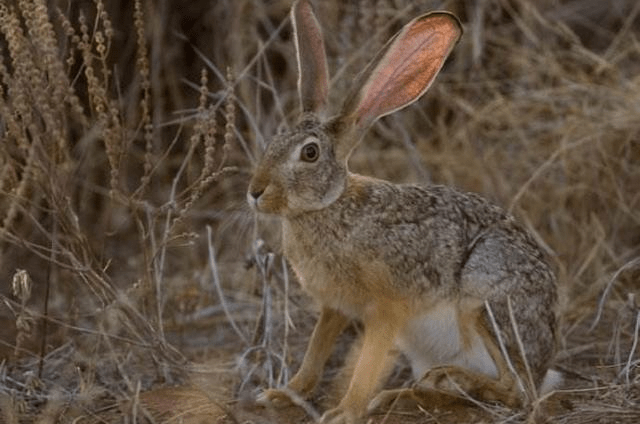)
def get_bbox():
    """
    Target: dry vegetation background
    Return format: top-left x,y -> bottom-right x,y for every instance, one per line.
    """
0,0 -> 639,422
